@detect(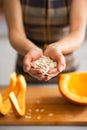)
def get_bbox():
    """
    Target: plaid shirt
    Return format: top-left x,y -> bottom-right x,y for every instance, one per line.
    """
21,0 -> 71,45
16,0 -> 79,84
